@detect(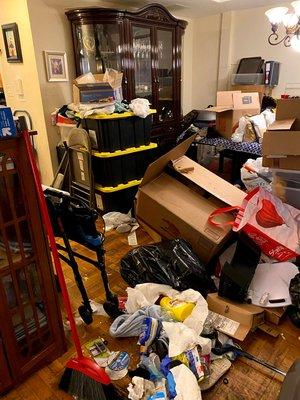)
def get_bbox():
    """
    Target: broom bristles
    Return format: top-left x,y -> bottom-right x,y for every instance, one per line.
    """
59,367 -> 126,400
